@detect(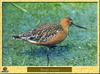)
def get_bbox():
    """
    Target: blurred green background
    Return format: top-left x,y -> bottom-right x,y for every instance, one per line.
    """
2,3 -> 97,66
